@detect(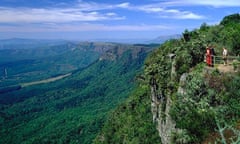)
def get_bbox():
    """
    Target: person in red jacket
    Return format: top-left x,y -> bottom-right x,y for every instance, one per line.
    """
206,47 -> 211,66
